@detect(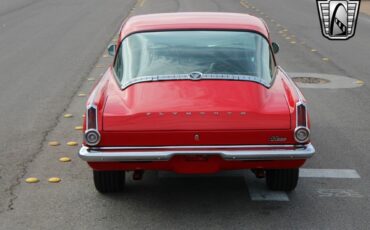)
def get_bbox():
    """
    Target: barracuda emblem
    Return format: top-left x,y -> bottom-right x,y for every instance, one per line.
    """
269,136 -> 287,142
189,72 -> 202,80
317,0 -> 360,40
